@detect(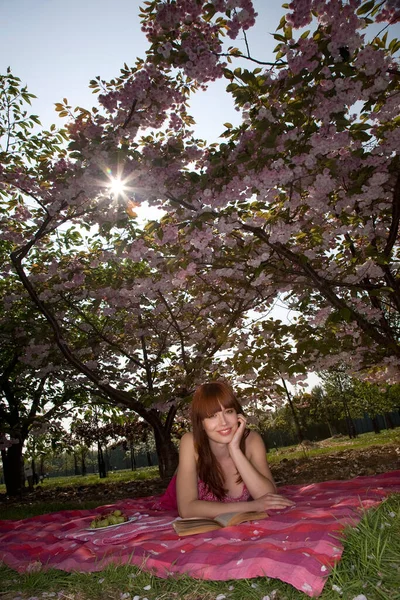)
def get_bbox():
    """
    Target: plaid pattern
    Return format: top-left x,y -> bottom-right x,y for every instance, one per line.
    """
1,470 -> 399,597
